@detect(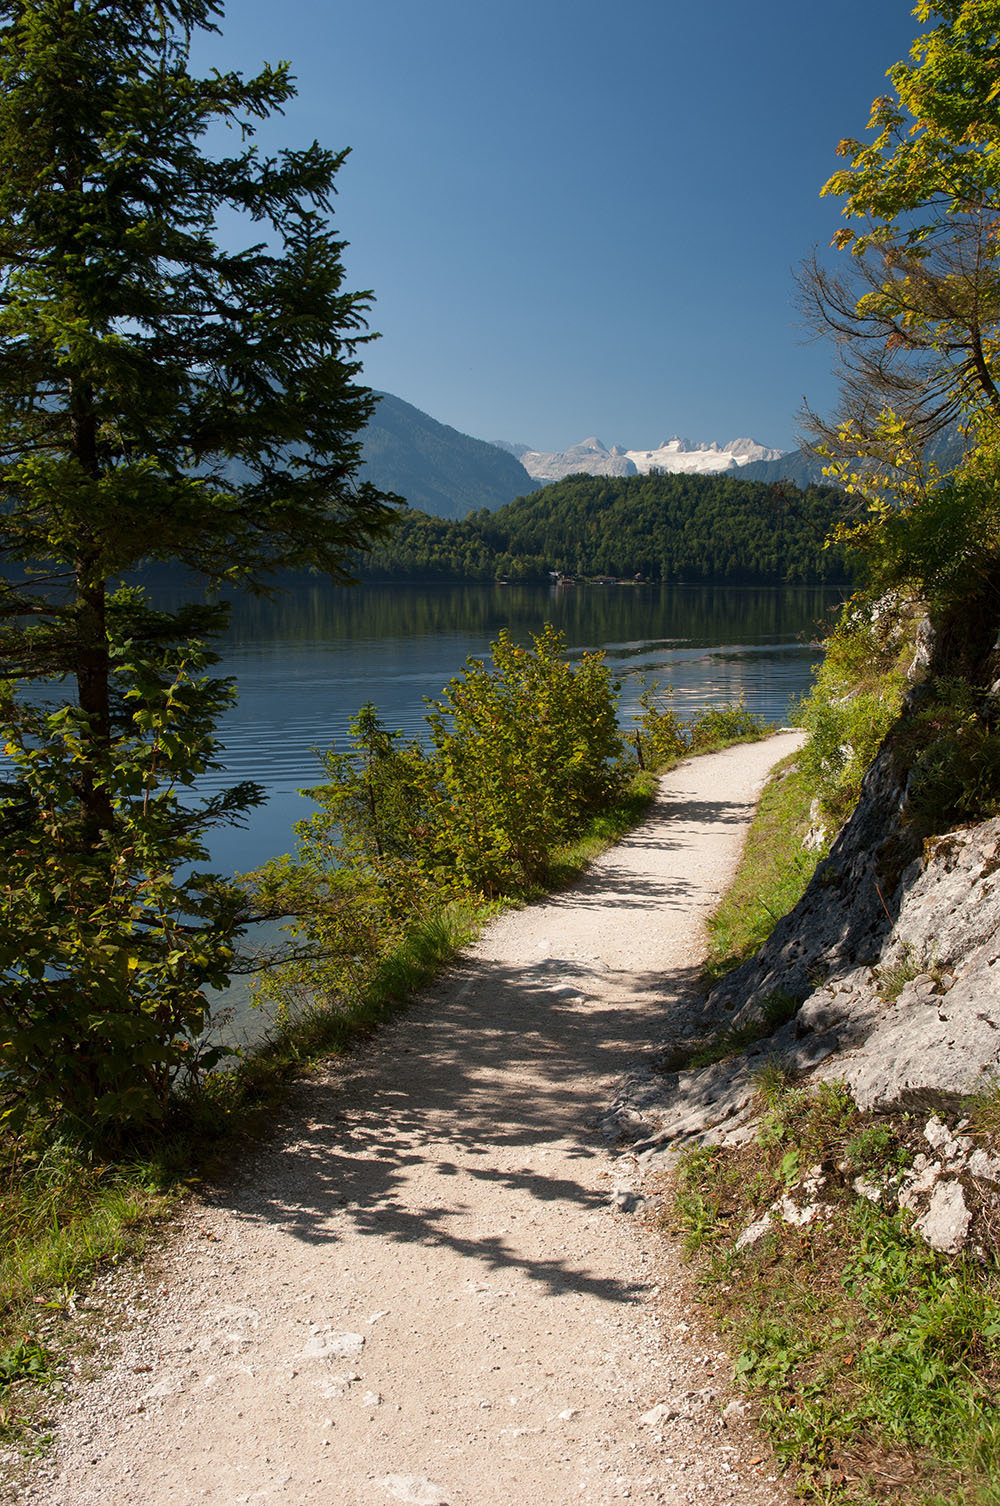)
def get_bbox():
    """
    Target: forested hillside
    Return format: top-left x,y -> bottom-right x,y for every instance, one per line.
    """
354,471 -> 852,583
